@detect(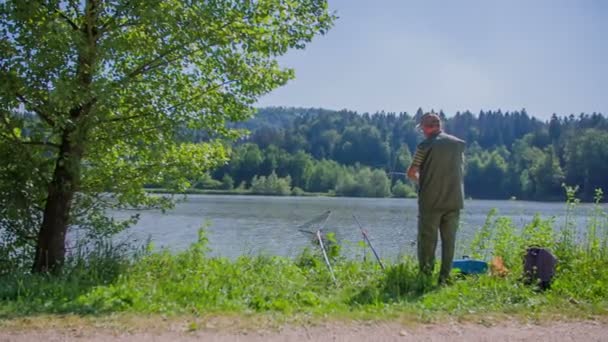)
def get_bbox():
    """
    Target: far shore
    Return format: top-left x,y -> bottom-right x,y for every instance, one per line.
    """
142,188 -> 583,203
